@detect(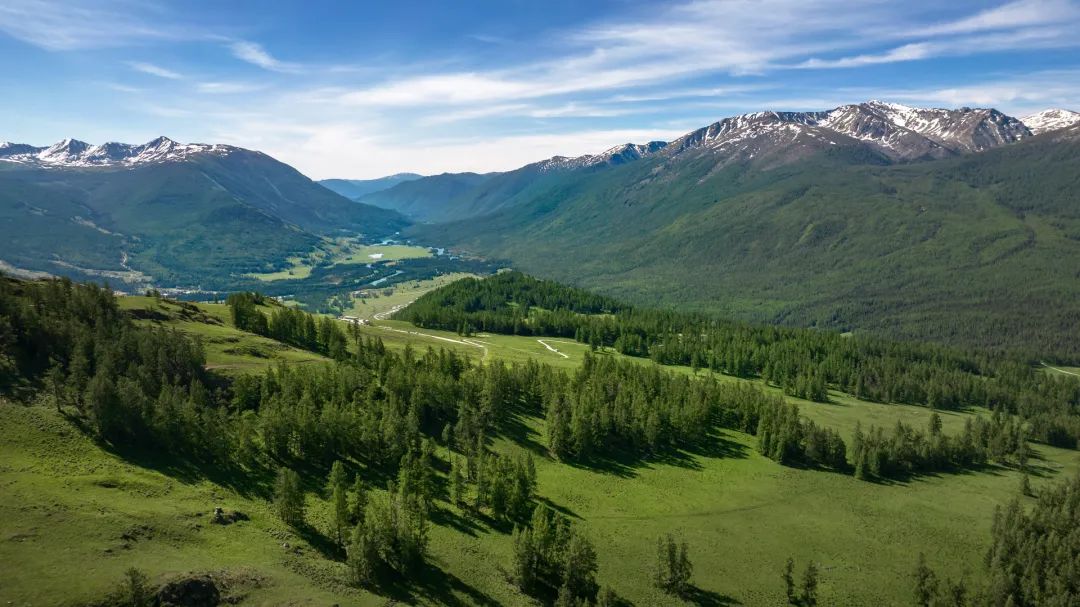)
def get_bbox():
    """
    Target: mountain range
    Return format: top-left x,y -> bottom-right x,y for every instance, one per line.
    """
4,101 -> 1080,355
0,137 -> 405,288
357,102 -> 1079,224
398,101 -> 1080,356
